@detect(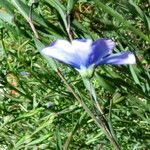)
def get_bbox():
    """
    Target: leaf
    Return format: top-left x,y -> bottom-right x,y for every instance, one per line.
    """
16,108 -> 44,120
63,112 -> 86,150
128,0 -> 144,19
45,0 -> 67,29
27,134 -> 51,146
14,134 -> 30,149
30,113 -> 55,136
11,0 -> 29,21
0,11 -> 14,25
127,0 -> 150,32
95,73 -> 116,92
145,15 -> 150,32
129,65 -> 140,85
0,0 -> 15,14
11,0 -> 47,27
93,0 -> 150,42
67,0 -> 77,14
34,38 -> 58,71
56,126 -> 62,150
